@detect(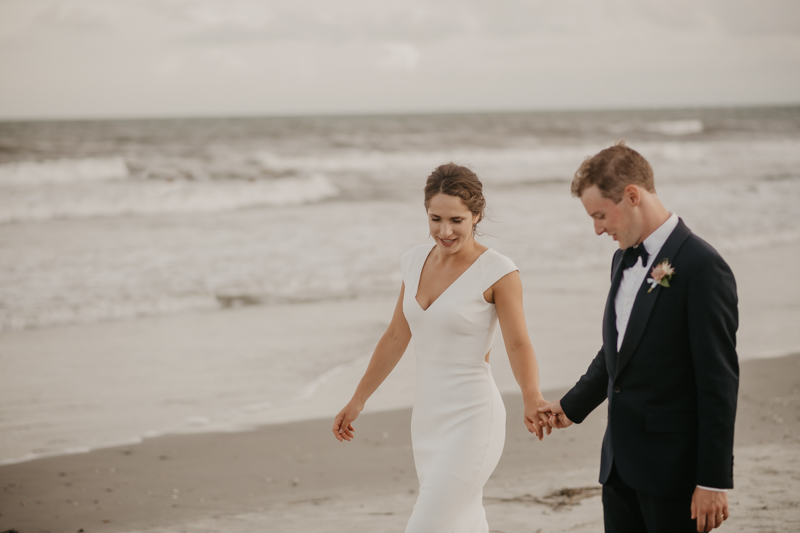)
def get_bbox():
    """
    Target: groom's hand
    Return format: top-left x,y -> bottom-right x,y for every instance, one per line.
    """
538,399 -> 573,429
691,487 -> 729,532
